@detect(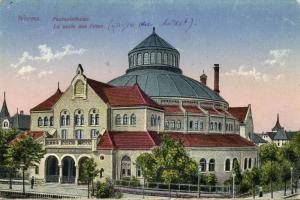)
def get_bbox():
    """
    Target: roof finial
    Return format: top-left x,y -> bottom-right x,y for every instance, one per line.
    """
3,91 -> 5,101
17,107 -> 19,114
58,82 -> 60,90
277,113 -> 279,122
152,27 -> 155,34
